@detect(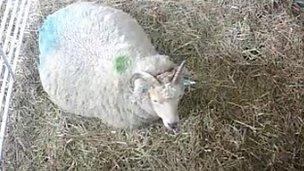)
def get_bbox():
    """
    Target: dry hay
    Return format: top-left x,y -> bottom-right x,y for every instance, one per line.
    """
2,0 -> 304,170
